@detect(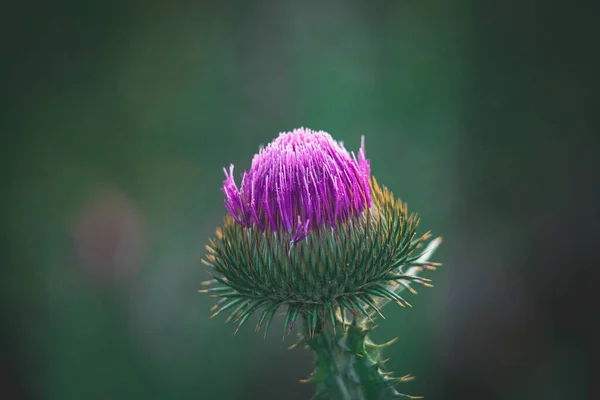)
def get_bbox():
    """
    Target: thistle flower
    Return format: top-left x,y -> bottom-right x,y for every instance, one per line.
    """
202,128 -> 441,399
222,128 -> 371,245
